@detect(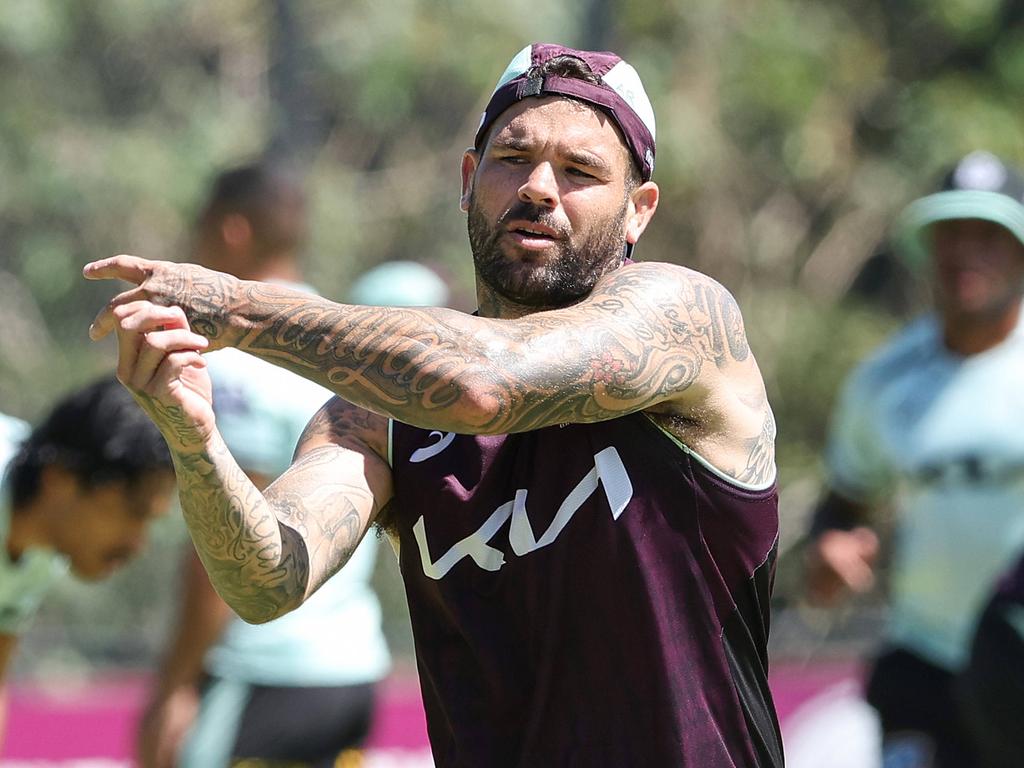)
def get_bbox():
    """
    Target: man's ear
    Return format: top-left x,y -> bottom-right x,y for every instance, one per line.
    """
220,213 -> 253,250
39,464 -> 79,505
460,149 -> 479,213
625,182 -> 660,246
